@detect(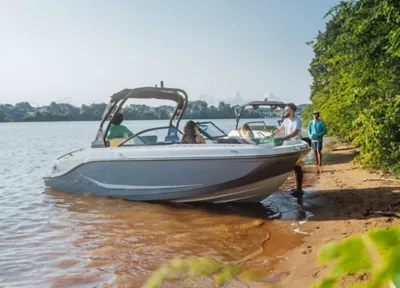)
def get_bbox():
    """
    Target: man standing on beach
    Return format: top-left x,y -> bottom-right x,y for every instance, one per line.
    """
308,111 -> 327,166
270,103 -> 304,198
